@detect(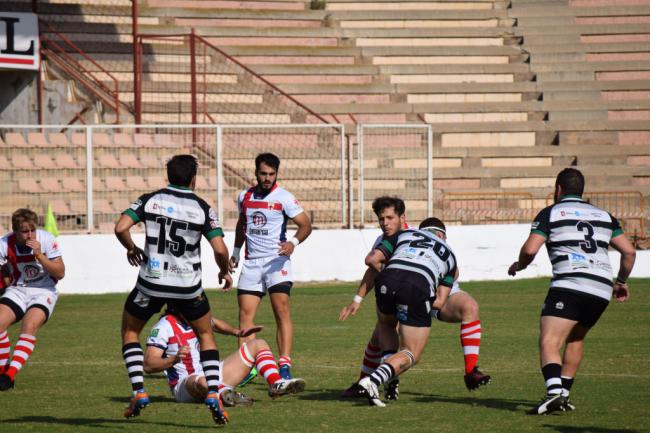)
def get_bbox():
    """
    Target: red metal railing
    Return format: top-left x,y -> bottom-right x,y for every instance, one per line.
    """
134,30 -> 357,127
39,20 -> 121,124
